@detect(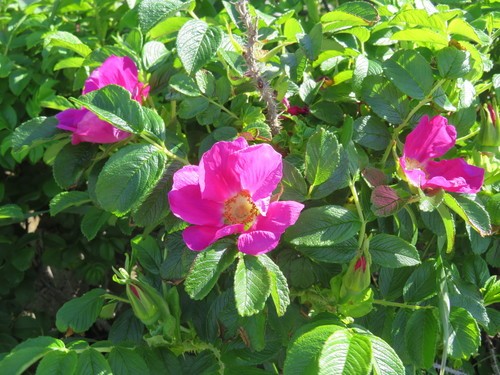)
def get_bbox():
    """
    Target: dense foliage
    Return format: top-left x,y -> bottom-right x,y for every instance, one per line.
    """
0,0 -> 498,374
